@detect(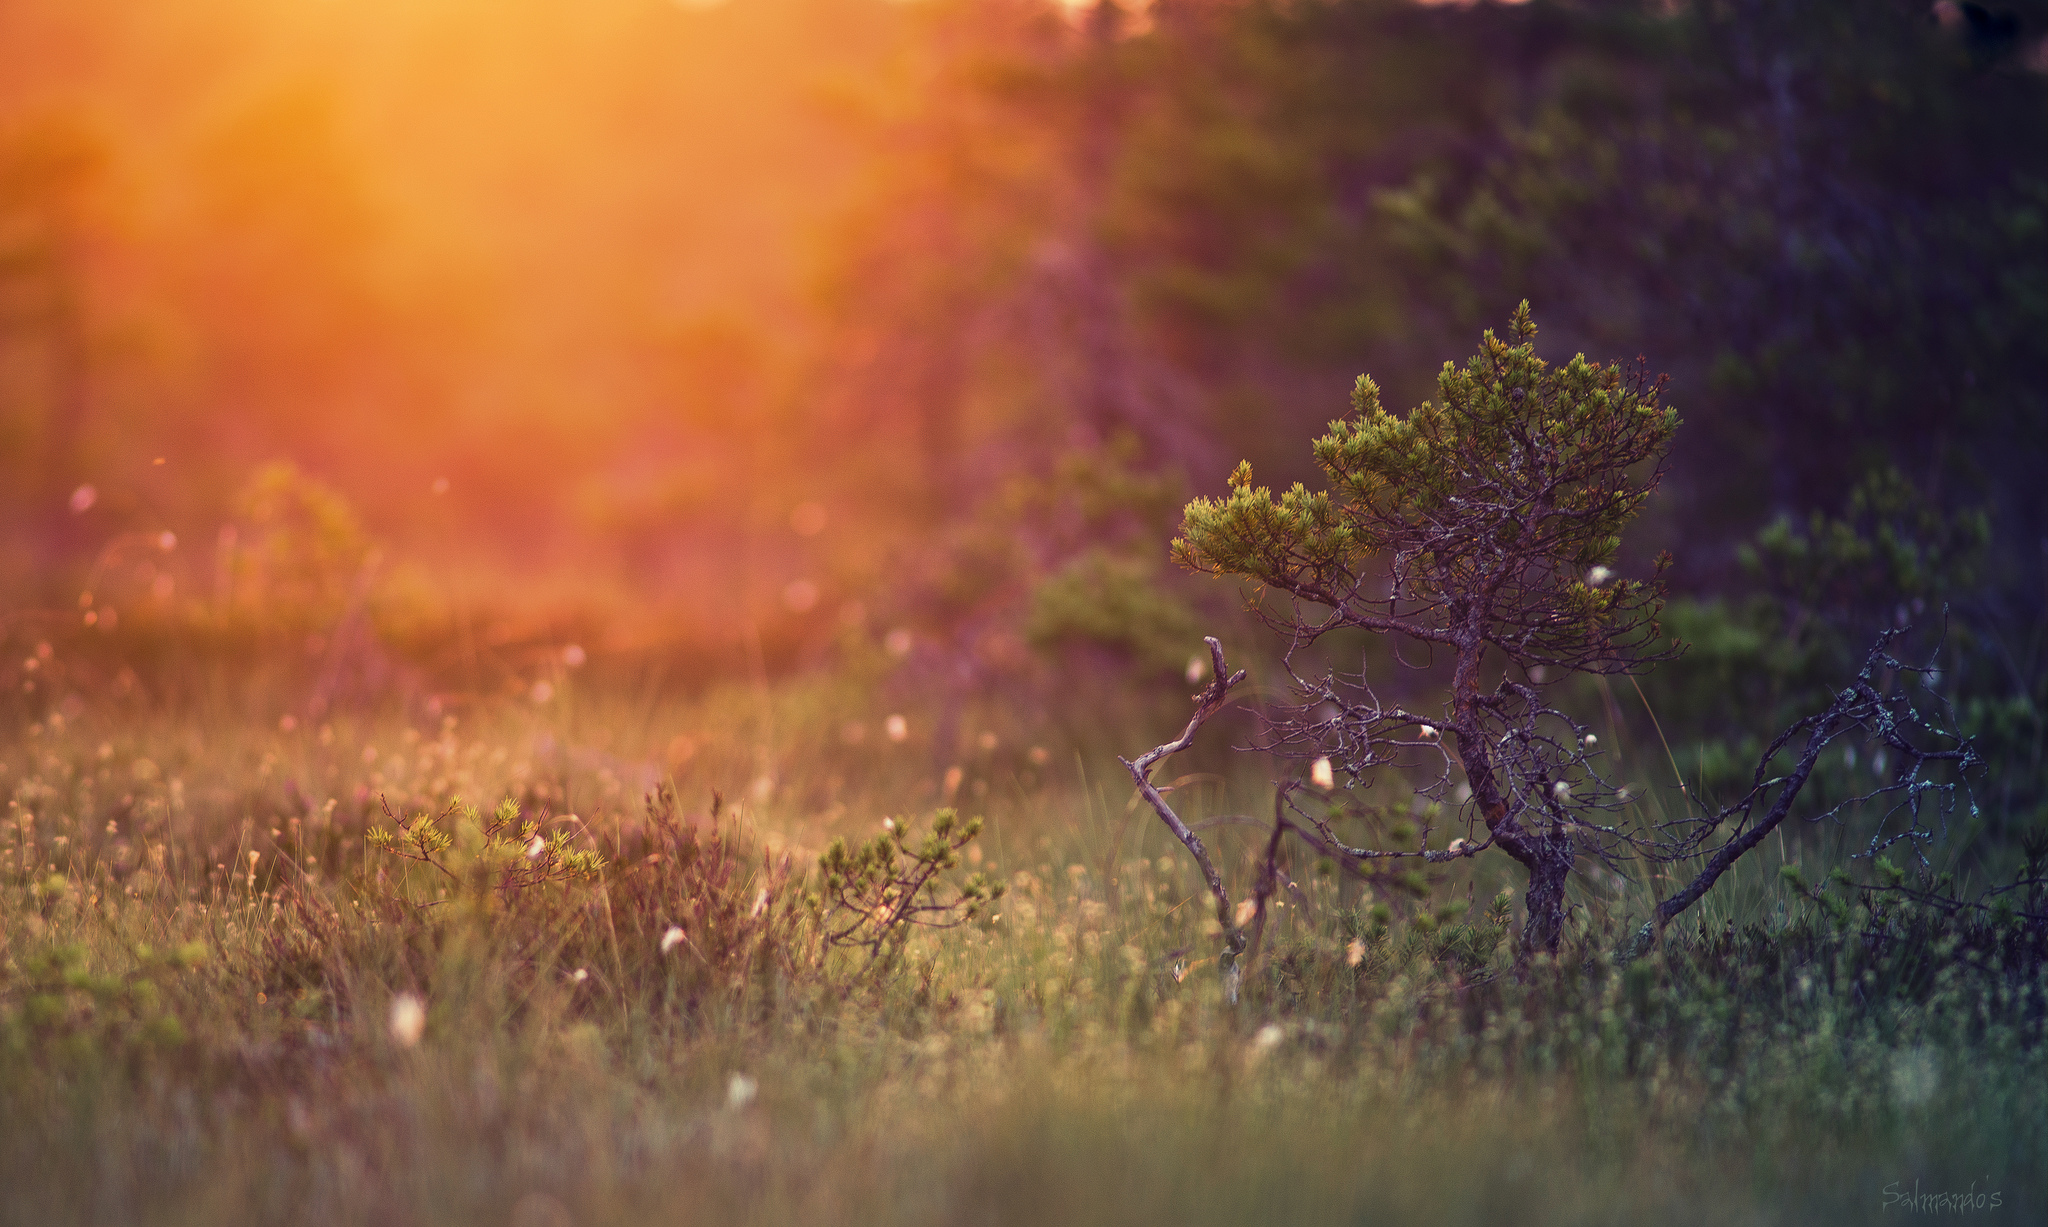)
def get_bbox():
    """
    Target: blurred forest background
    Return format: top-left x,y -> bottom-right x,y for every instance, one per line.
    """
2,0 -> 2043,816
